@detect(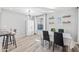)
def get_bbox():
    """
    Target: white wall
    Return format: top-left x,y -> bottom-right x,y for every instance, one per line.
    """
78,7 -> 79,43
0,9 -> 26,38
47,7 -> 78,41
0,8 -> 2,27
